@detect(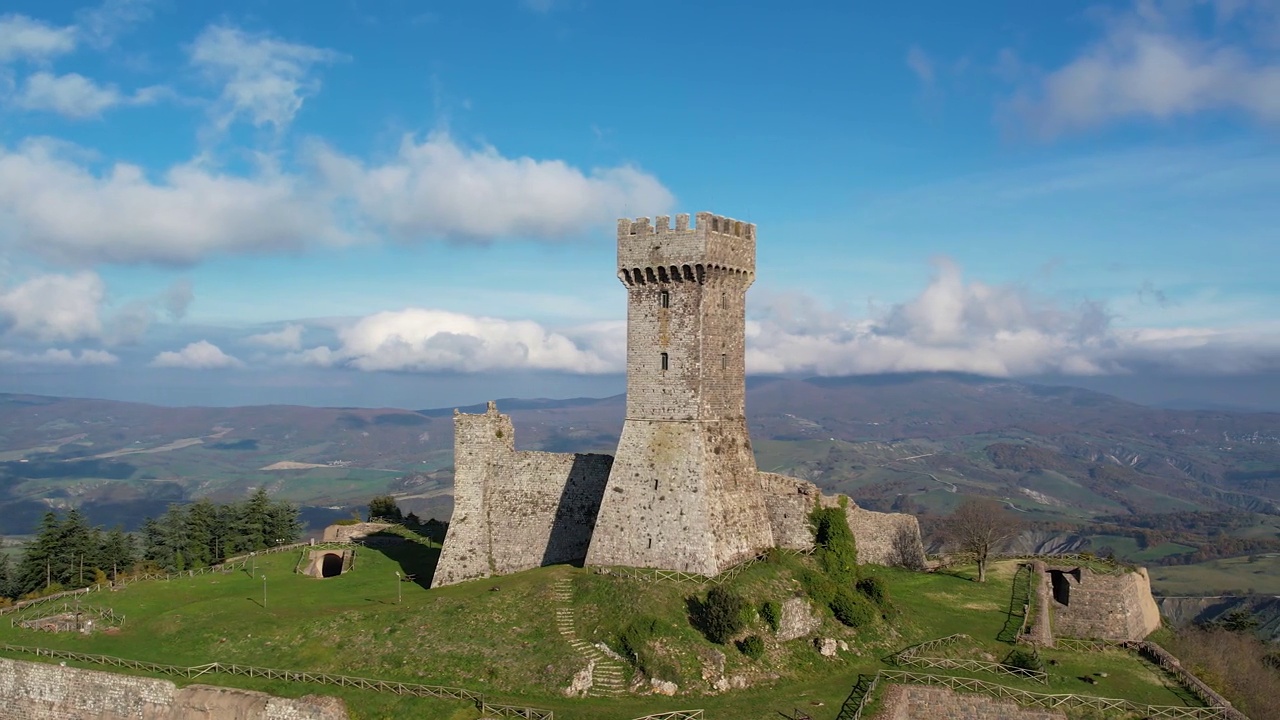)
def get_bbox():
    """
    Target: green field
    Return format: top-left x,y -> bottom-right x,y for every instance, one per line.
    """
0,547 -> 1203,720
1089,534 -> 1198,563
1149,554 -> 1280,596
